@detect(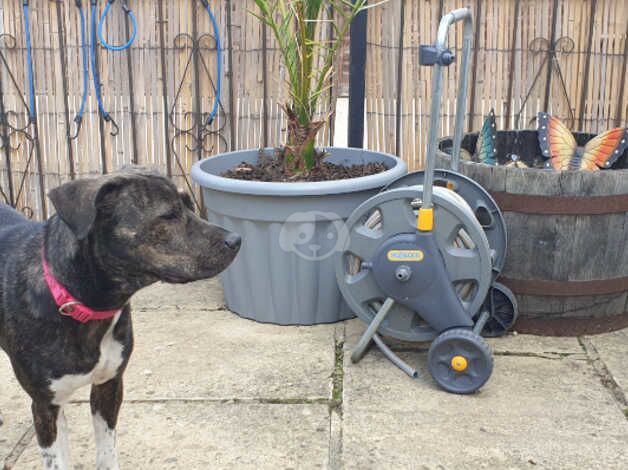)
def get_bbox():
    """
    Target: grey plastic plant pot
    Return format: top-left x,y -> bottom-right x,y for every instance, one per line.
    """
191,147 -> 407,325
